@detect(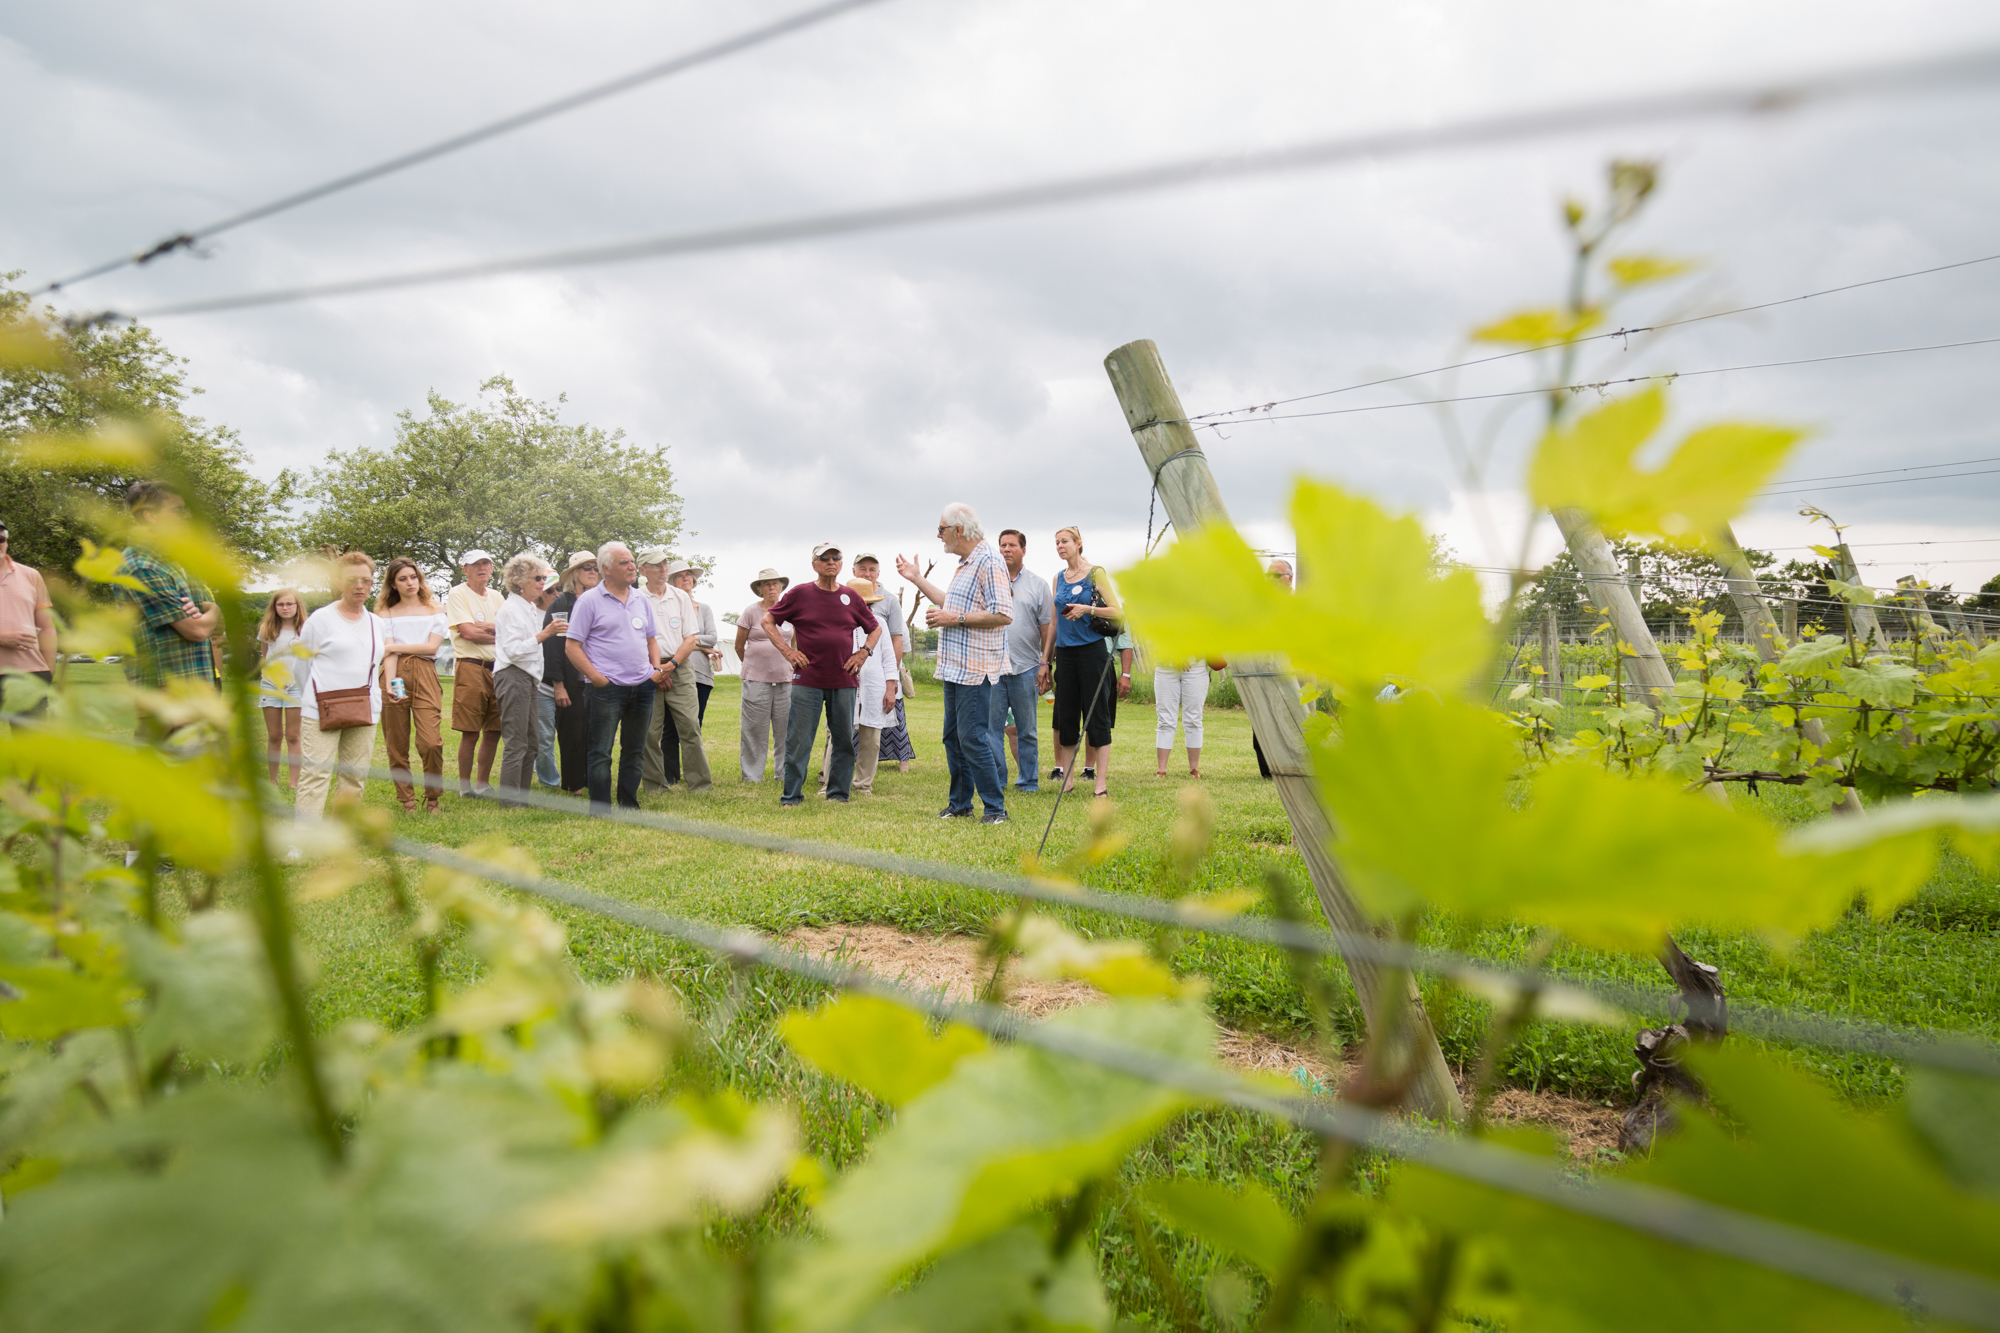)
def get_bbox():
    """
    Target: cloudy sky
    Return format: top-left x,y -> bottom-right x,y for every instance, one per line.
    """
7,0 -> 2000,623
